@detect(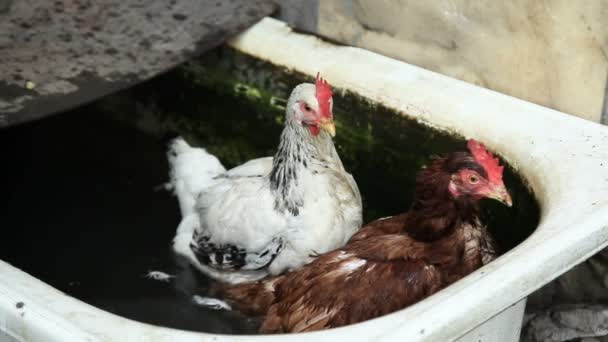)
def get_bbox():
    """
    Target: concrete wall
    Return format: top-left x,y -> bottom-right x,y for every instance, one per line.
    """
277,0 -> 608,123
